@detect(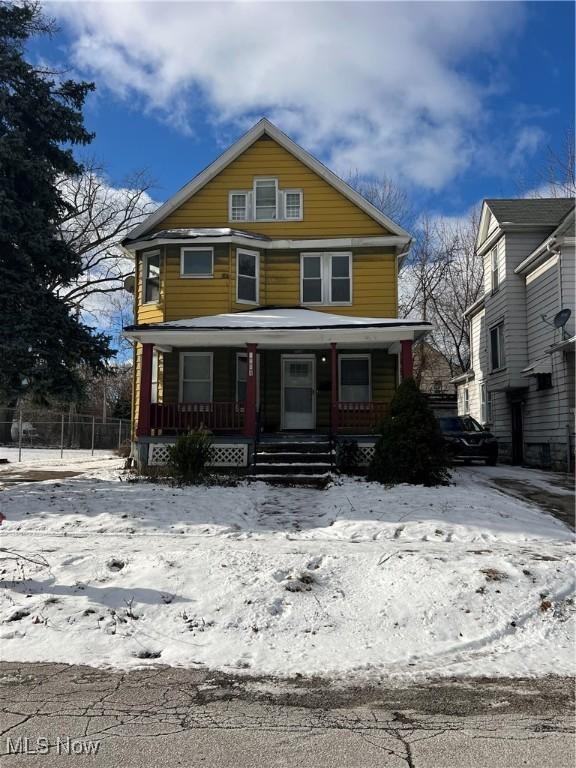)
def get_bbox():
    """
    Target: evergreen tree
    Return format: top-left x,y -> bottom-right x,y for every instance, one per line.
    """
0,2 -> 113,405
368,378 -> 451,486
